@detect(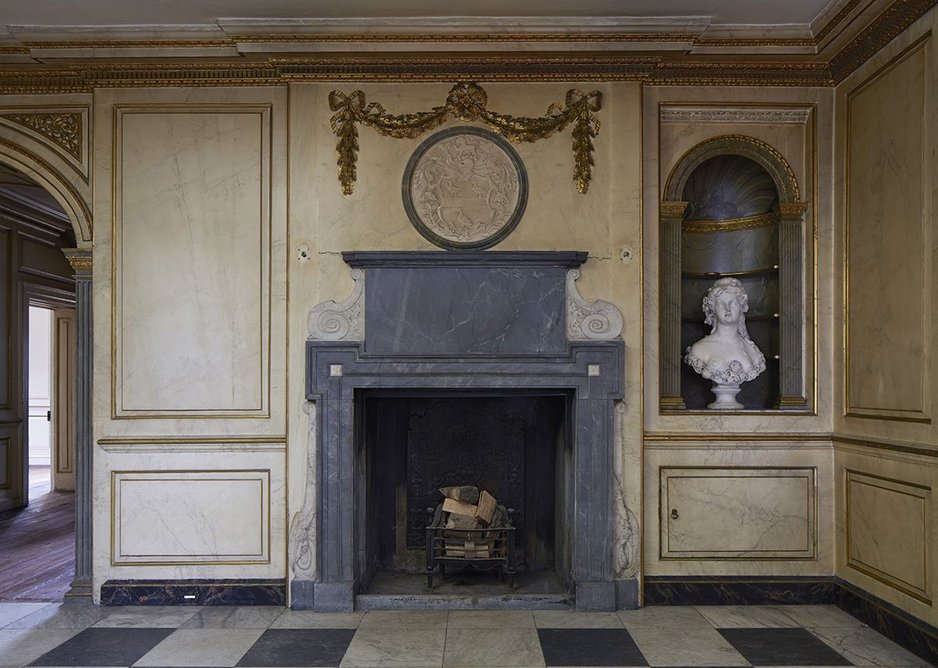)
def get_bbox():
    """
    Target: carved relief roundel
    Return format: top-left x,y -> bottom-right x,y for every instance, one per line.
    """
402,127 -> 528,250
